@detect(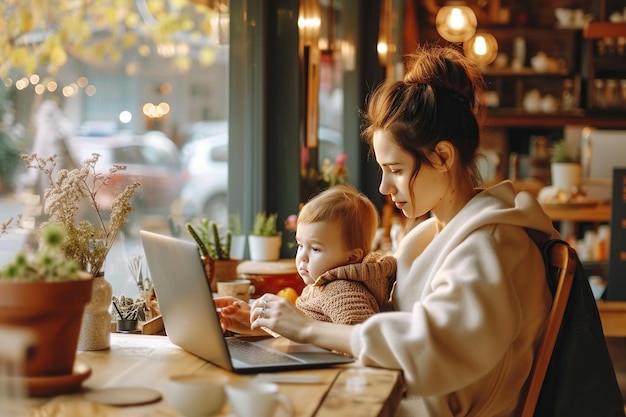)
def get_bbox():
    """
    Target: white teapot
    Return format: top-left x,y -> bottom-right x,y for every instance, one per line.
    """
523,89 -> 542,113
541,94 -> 558,113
